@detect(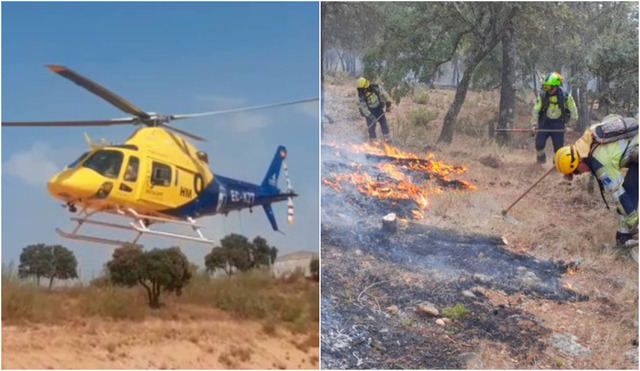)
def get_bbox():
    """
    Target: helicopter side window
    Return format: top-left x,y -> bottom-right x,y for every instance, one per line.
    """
151,162 -> 172,186
124,156 -> 139,182
83,150 -> 124,179
67,152 -> 89,169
